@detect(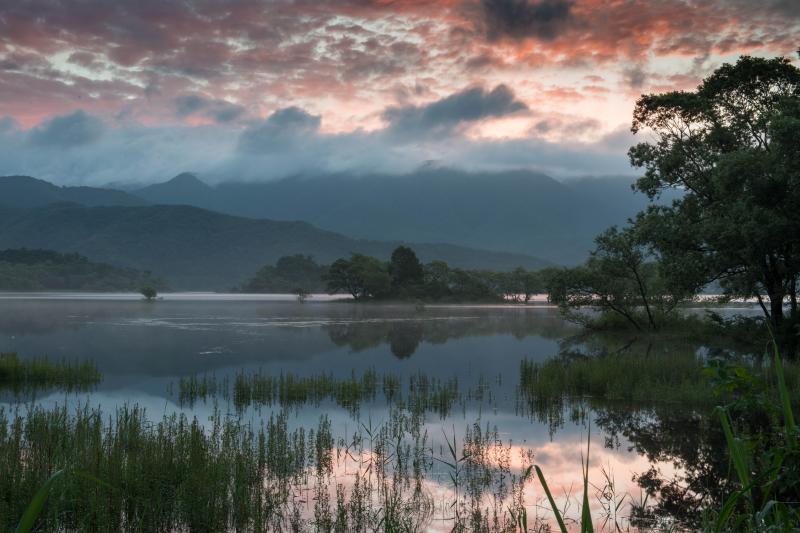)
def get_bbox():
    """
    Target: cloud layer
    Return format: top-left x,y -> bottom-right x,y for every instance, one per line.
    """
0,84 -> 638,184
0,0 -> 797,183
